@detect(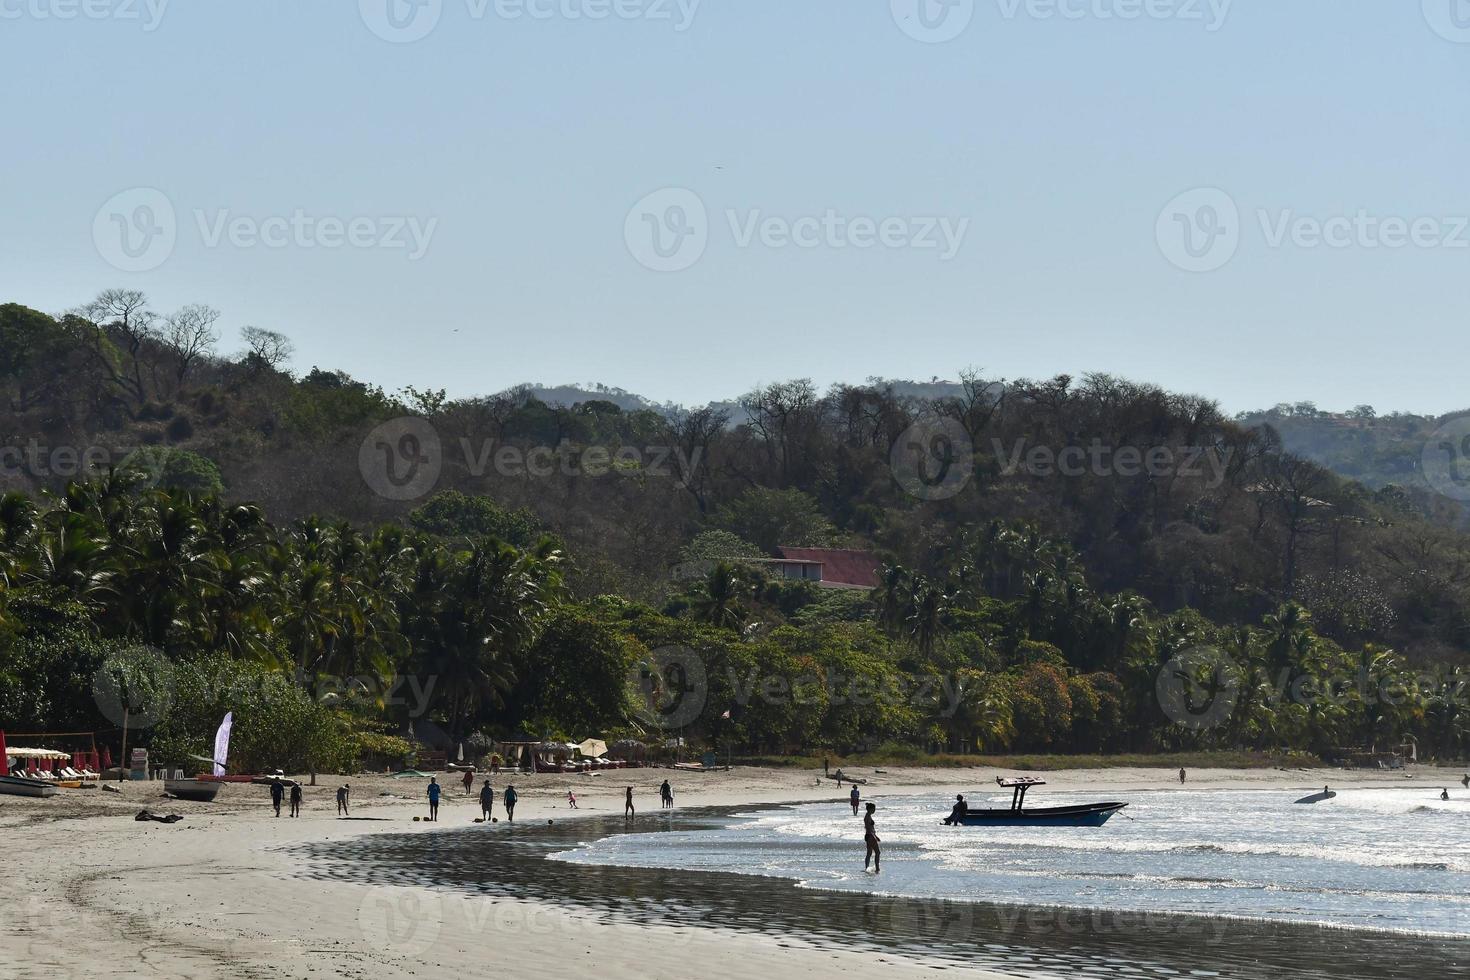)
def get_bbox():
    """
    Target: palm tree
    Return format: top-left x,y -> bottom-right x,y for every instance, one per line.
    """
693,562 -> 748,630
